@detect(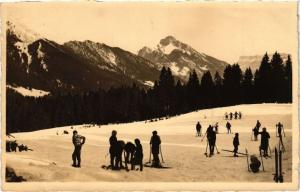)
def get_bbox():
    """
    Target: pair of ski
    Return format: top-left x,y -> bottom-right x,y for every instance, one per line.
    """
273,147 -> 284,183
204,141 -> 220,157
